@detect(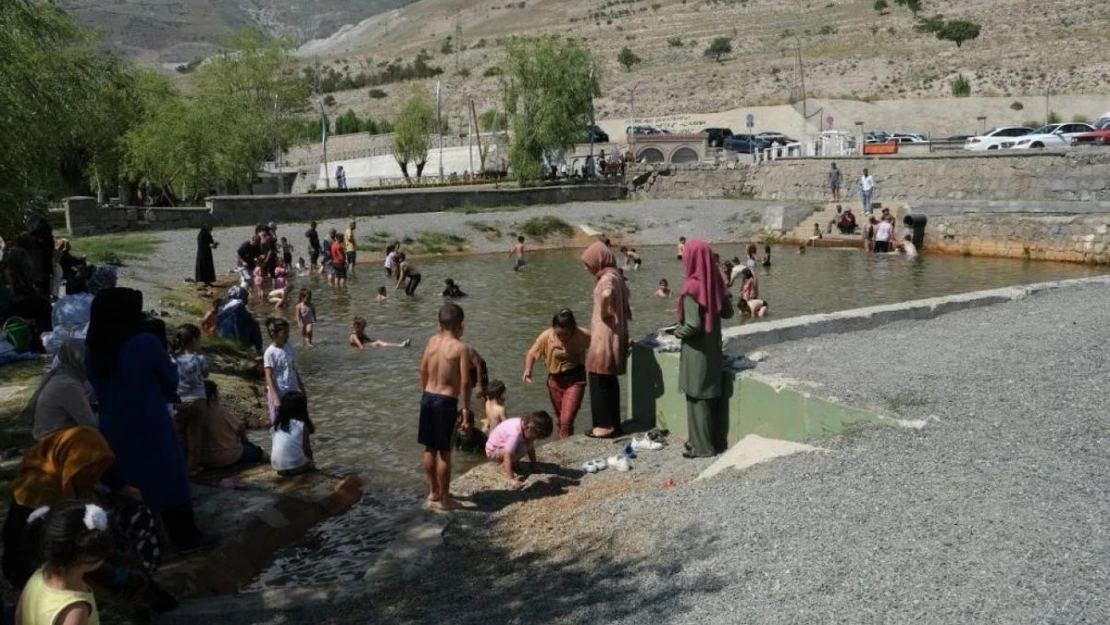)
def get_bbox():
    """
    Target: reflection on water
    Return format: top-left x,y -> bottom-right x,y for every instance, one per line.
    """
285,245 -> 1105,488
246,244 -> 1104,588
